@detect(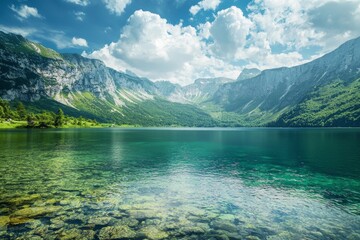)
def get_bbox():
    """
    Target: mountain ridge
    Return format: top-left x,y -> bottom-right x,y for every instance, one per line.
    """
0,31 -> 216,126
0,31 -> 359,127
